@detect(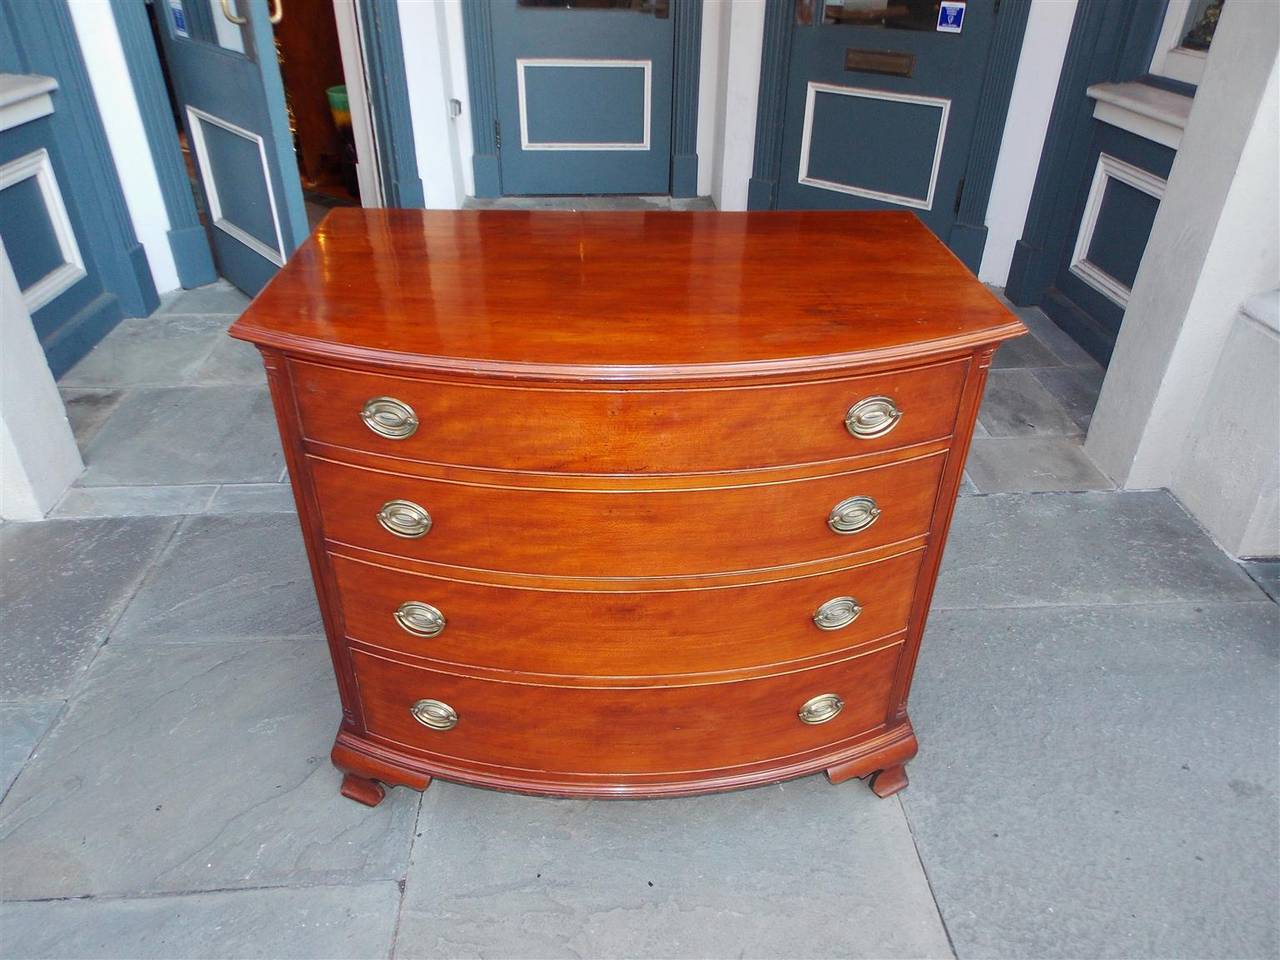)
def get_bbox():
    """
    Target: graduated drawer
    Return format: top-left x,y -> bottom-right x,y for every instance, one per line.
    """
349,642 -> 903,776
309,450 -> 946,577
290,357 -> 968,473
330,547 -> 924,677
